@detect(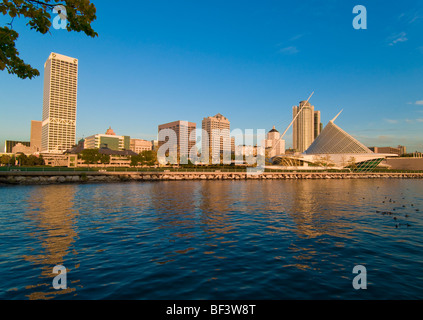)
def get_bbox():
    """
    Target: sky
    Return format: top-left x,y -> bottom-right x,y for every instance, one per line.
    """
1,0 -> 423,152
